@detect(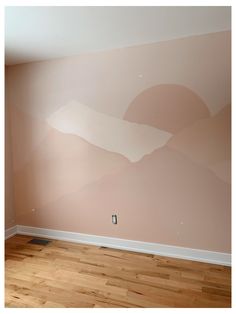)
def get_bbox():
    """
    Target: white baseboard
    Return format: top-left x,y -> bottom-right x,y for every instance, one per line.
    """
16,225 -> 231,266
5,225 -> 17,240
